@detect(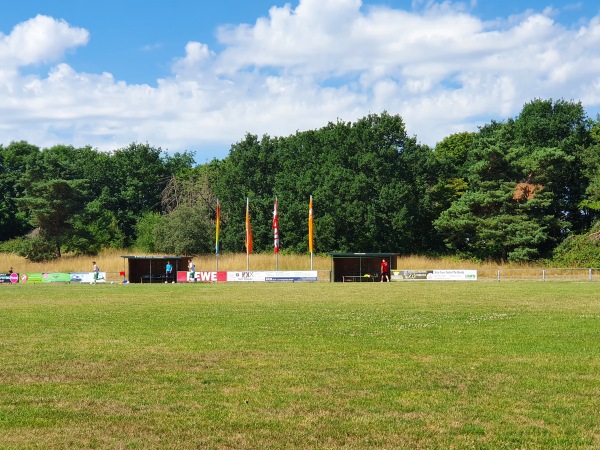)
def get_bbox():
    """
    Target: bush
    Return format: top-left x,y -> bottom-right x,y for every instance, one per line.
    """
552,222 -> 600,267
15,236 -> 58,262
0,237 -> 26,253
153,206 -> 212,255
